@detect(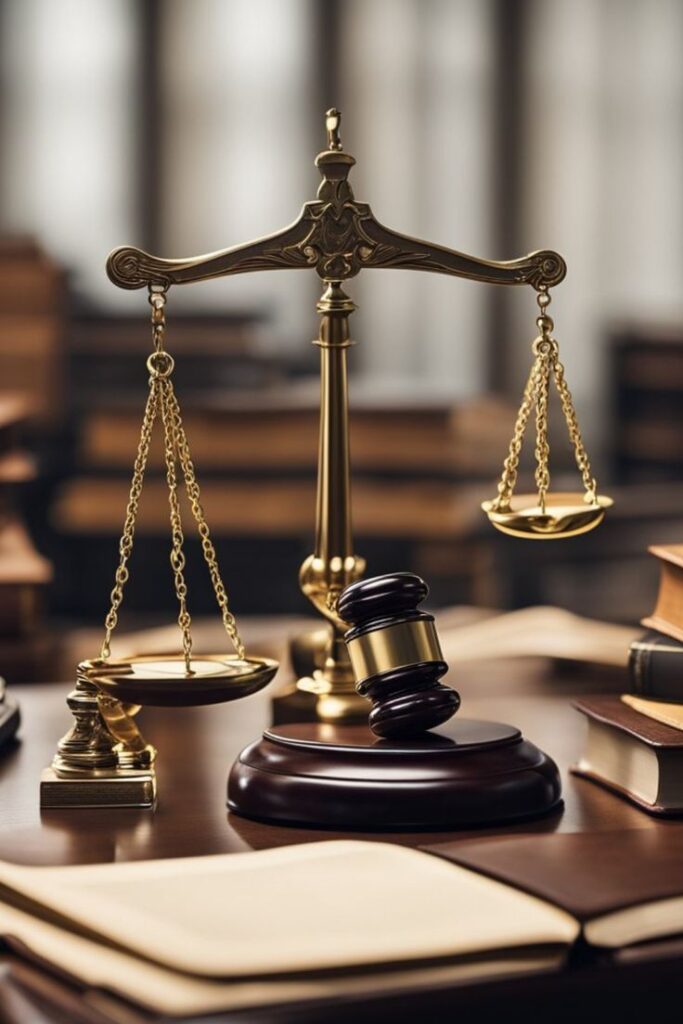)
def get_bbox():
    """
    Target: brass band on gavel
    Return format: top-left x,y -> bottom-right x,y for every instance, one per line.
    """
338,573 -> 460,739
